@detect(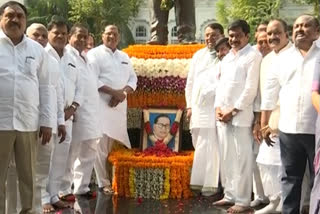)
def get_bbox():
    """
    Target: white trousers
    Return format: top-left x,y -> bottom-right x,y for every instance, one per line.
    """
94,135 -> 114,188
60,138 -> 99,195
217,123 -> 253,206
190,128 -> 220,191
47,120 -> 73,204
5,156 -> 20,214
258,163 -> 282,201
252,143 -> 267,201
